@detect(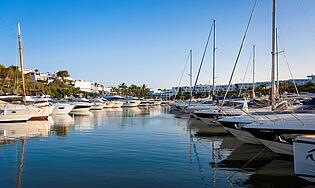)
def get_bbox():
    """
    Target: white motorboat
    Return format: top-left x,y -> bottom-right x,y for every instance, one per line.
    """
139,100 -> 150,107
293,135 -> 315,182
69,102 -> 93,115
103,95 -> 125,108
51,103 -> 75,115
0,102 -> 35,123
103,99 -> 115,108
122,100 -> 141,107
90,99 -> 107,110
153,99 -> 162,106
112,101 -> 123,108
